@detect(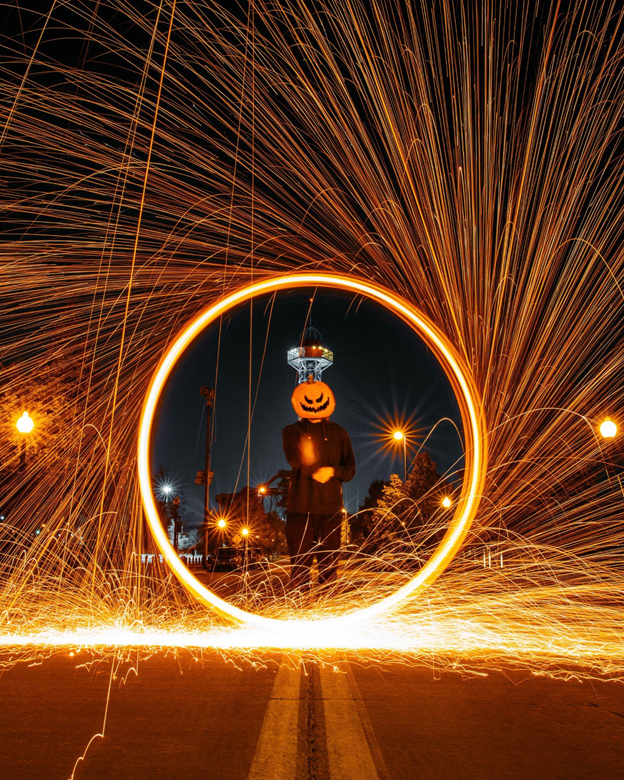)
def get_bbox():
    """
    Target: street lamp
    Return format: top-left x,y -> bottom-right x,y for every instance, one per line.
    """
16,412 -> 34,471
199,385 -> 215,570
393,430 -> 407,480
156,482 -> 178,548
340,506 -> 350,546
16,412 -> 34,434
600,418 -> 617,439
598,417 -> 618,491
241,527 -> 250,571
442,496 -> 452,508
209,516 -> 228,572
